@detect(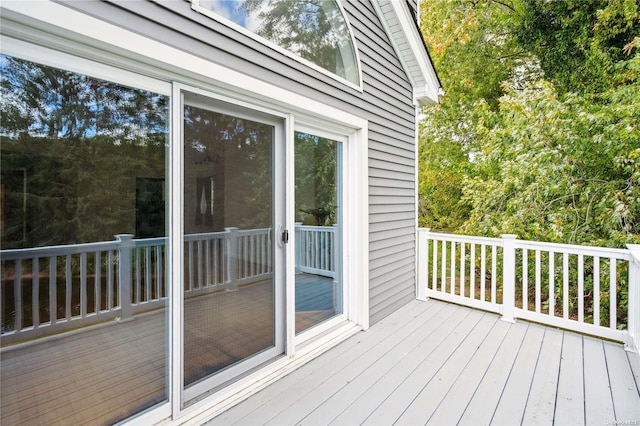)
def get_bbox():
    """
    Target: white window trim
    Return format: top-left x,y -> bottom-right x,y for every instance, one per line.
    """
190,0 -> 364,92
1,1 -> 370,424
